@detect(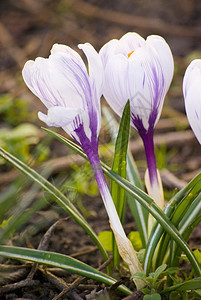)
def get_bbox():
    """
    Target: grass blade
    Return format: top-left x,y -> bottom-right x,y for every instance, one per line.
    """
0,147 -> 108,261
0,245 -> 132,295
103,106 -> 148,247
127,150 -> 148,247
161,277 -> 201,294
144,174 -> 201,274
111,101 -> 130,266
42,130 -> 201,276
